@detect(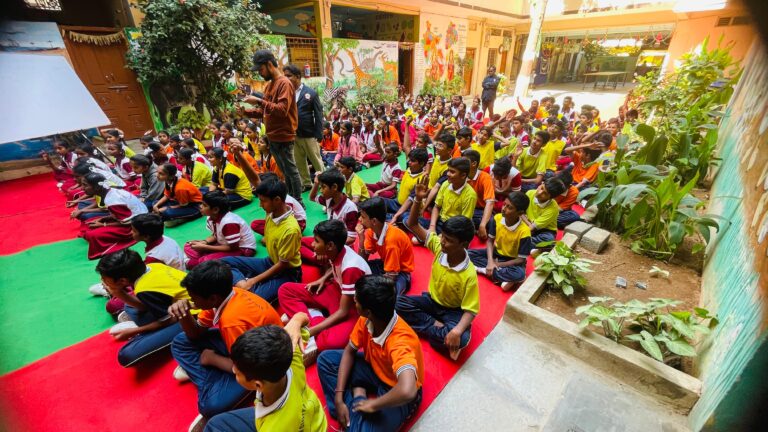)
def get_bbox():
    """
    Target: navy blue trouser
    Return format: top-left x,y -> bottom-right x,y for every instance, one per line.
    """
318,350 -> 421,432
77,199 -> 109,221
367,259 -> 411,296
219,256 -> 301,304
395,292 -> 471,356
557,209 -> 580,229
117,305 -> 182,367
171,329 -> 251,418
467,249 -> 526,282
204,408 -> 255,432
531,229 -> 556,248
